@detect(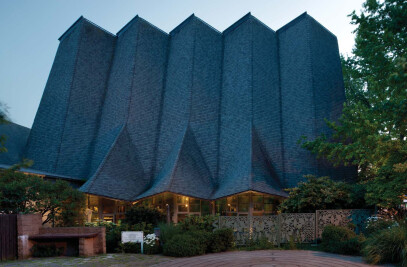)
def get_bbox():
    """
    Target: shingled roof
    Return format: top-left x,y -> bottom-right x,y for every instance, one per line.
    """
16,12 -> 357,201
0,122 -> 30,165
